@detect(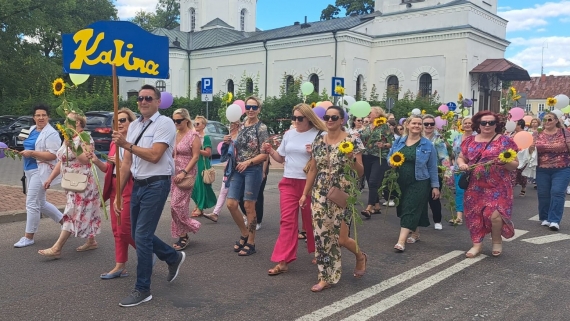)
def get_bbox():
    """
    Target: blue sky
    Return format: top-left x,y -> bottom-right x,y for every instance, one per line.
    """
115,0 -> 570,76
